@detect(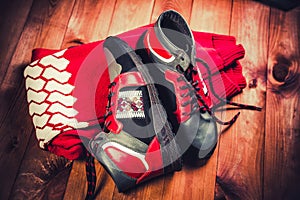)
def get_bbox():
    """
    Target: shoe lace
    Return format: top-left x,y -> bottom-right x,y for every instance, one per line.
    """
102,81 -> 117,132
176,76 -> 200,116
85,150 -> 96,200
83,82 -> 117,200
186,57 -> 261,126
